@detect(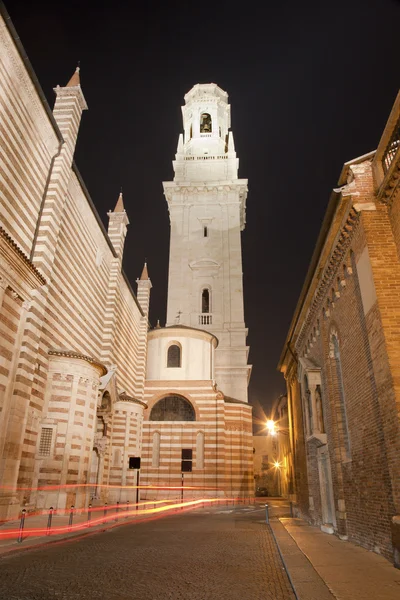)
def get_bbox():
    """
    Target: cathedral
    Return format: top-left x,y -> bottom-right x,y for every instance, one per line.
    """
0,8 -> 253,519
